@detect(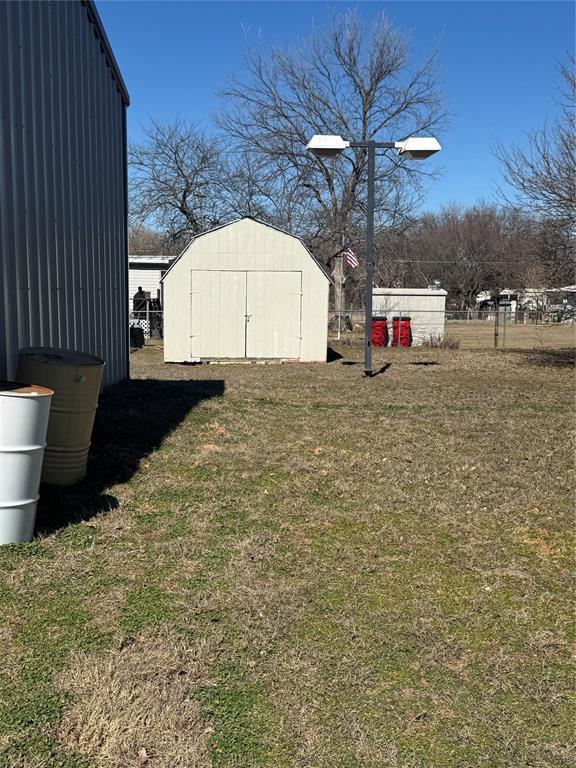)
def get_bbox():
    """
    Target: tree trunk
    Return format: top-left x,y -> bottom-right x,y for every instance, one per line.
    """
332,255 -> 346,321
331,228 -> 346,338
